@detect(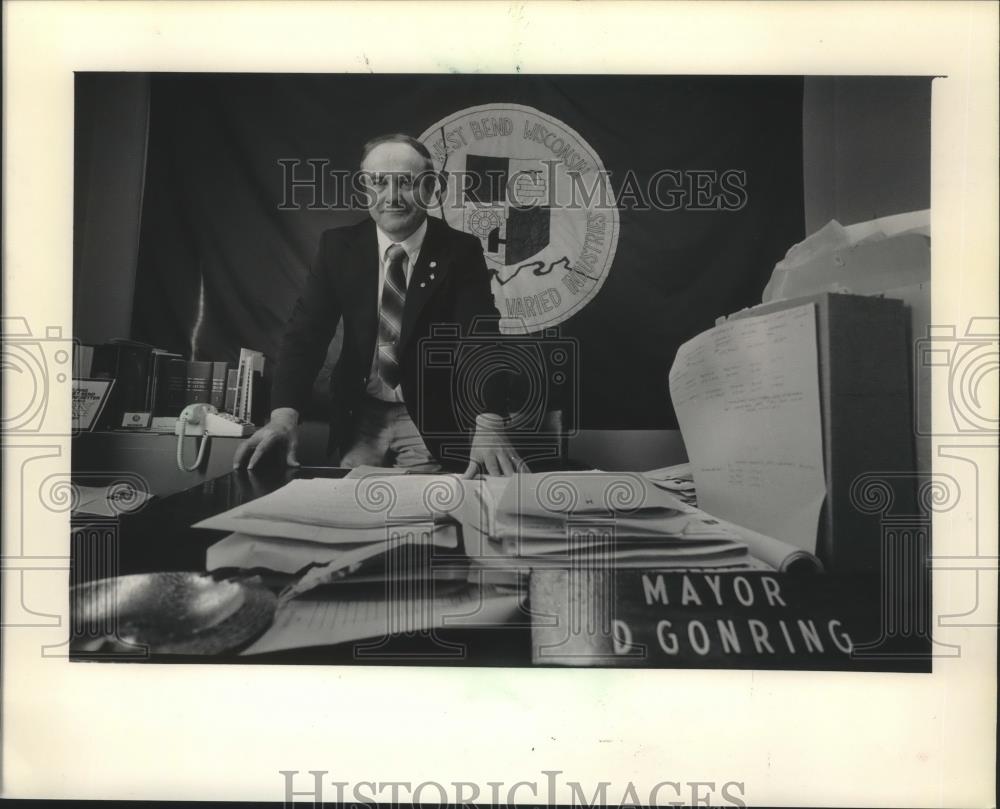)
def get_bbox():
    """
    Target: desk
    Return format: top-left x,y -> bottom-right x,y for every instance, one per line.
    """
71,465 -> 541,665
70,467 -> 931,670
72,430 -> 248,500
